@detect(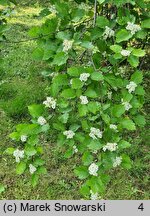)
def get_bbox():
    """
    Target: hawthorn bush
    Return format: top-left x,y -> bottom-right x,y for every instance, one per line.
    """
6,0 -> 149,199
